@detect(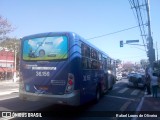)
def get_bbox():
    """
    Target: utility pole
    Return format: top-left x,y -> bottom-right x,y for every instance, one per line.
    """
156,42 -> 158,62
146,0 -> 155,68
